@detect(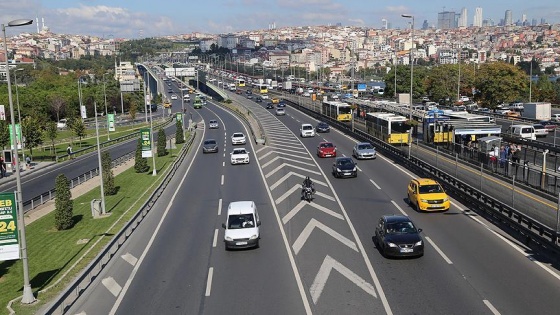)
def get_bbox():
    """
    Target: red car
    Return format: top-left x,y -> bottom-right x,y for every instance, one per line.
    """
317,142 -> 337,158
